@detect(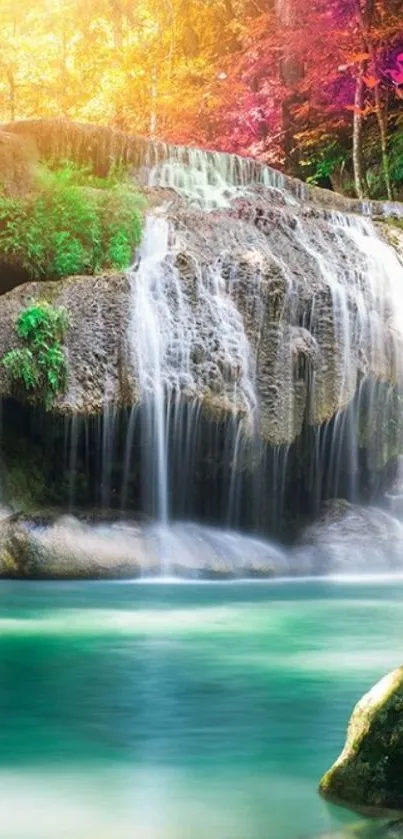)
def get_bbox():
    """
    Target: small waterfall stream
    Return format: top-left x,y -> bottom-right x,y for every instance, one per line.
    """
130,215 -> 171,523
